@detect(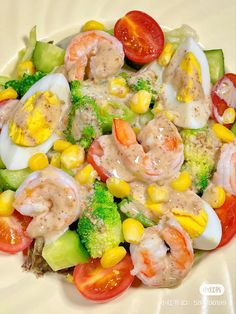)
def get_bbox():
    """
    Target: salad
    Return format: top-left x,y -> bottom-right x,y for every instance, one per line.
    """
0,10 -> 235,303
